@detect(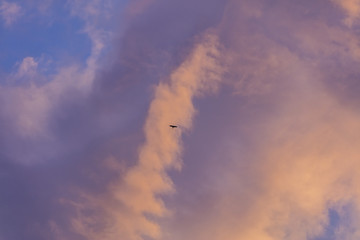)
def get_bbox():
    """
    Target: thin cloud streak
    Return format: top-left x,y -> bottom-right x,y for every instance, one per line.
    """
0,0 -> 21,26
163,1 -> 360,240
331,0 -> 360,25
70,33 -> 225,240
2,0 -> 360,239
